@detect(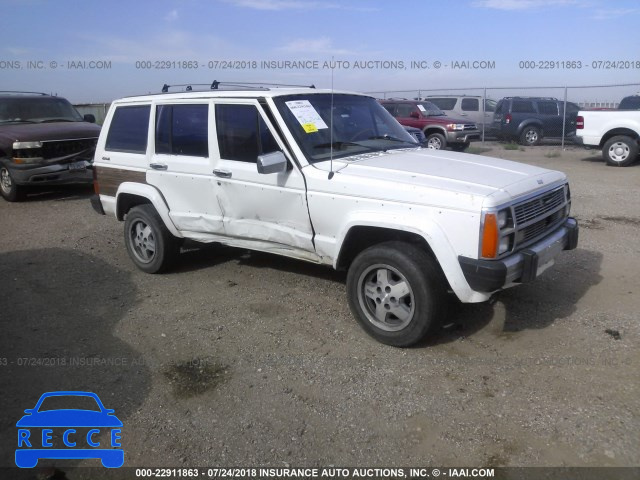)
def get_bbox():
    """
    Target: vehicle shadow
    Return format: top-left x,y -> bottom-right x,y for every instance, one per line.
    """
21,185 -> 94,203
0,248 -> 151,478
426,248 -> 603,346
173,242 -> 345,283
